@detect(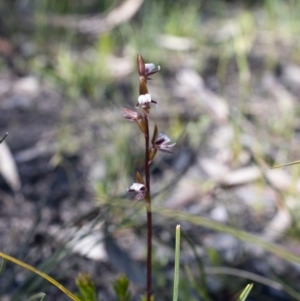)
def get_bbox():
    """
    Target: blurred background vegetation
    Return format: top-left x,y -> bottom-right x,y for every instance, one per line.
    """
2,0 -> 300,300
